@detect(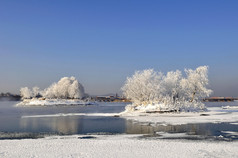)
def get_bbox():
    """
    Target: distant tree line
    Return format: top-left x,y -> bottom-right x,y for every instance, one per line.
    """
0,93 -> 21,101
